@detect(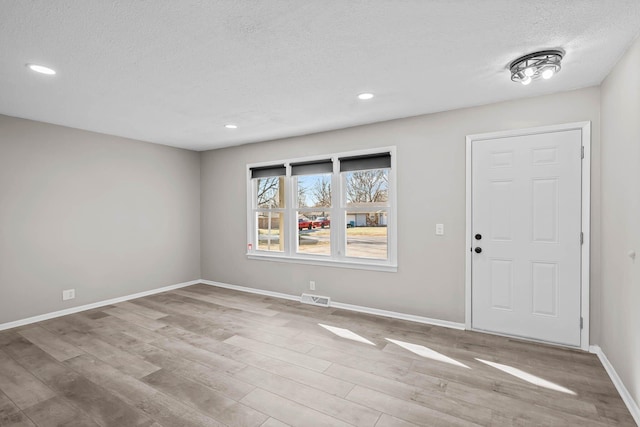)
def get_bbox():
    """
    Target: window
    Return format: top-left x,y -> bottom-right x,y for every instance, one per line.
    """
251,165 -> 285,253
293,160 -> 333,256
247,148 -> 396,271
